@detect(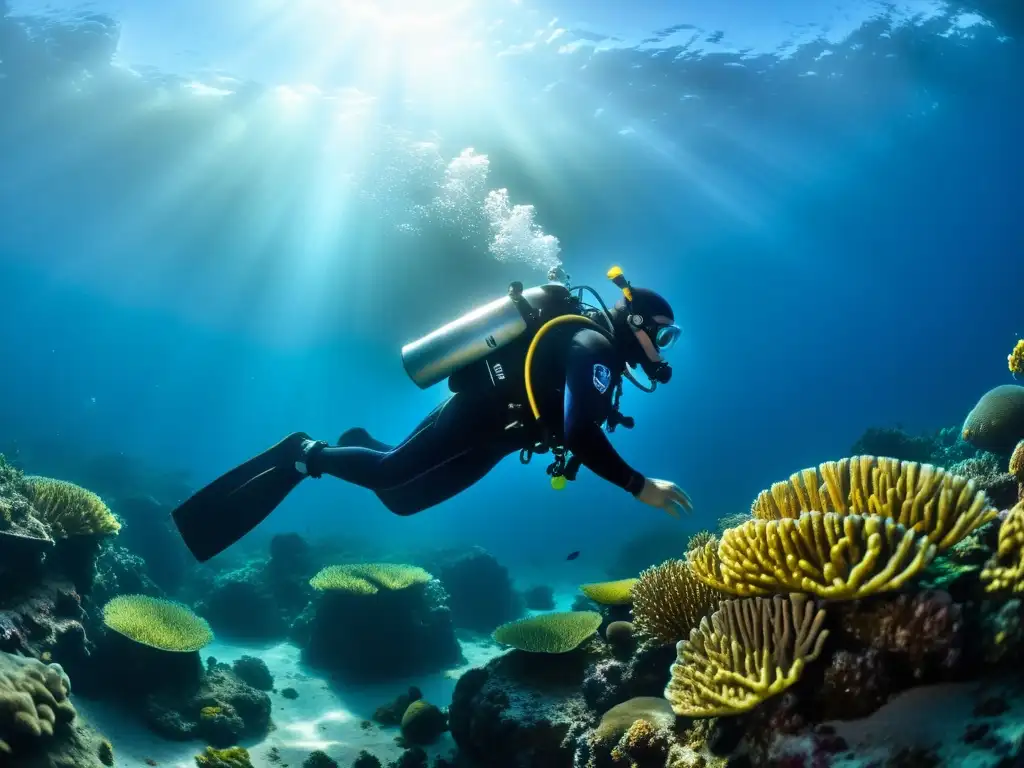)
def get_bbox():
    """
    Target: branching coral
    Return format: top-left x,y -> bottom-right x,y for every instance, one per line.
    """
22,476 -> 120,538
686,531 -> 715,553
309,563 -> 431,594
981,502 -> 1024,593
631,558 -> 724,643
102,594 -> 214,652
664,594 -> 828,718
492,611 -> 602,653
579,579 -> 638,606
1009,339 -> 1024,378
749,456 -> 996,551
690,512 -> 936,599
